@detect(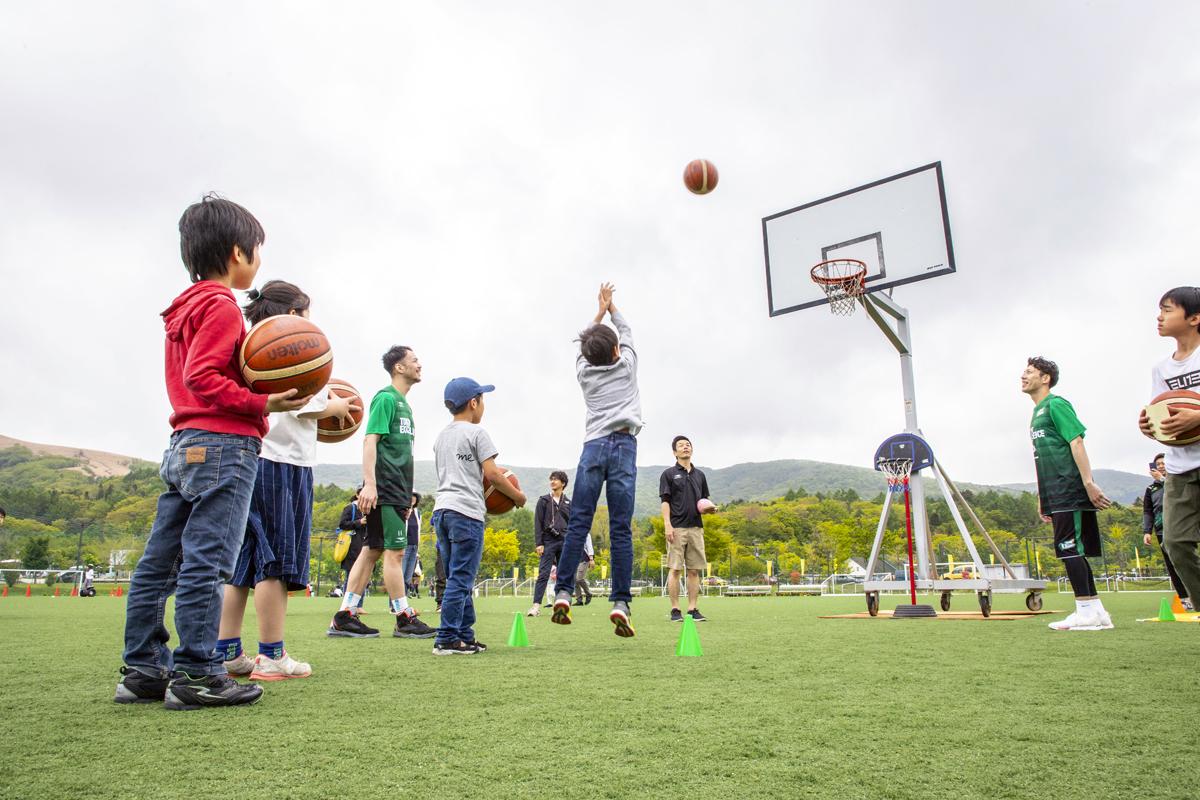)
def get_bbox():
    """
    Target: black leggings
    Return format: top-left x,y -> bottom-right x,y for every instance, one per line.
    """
1062,555 -> 1097,597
